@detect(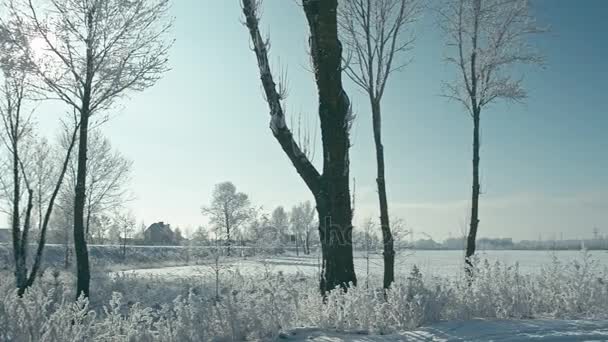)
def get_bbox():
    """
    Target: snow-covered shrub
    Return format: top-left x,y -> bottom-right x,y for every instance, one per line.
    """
385,266 -> 449,330
0,251 -> 607,341
446,258 -> 534,320
533,251 -> 608,318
